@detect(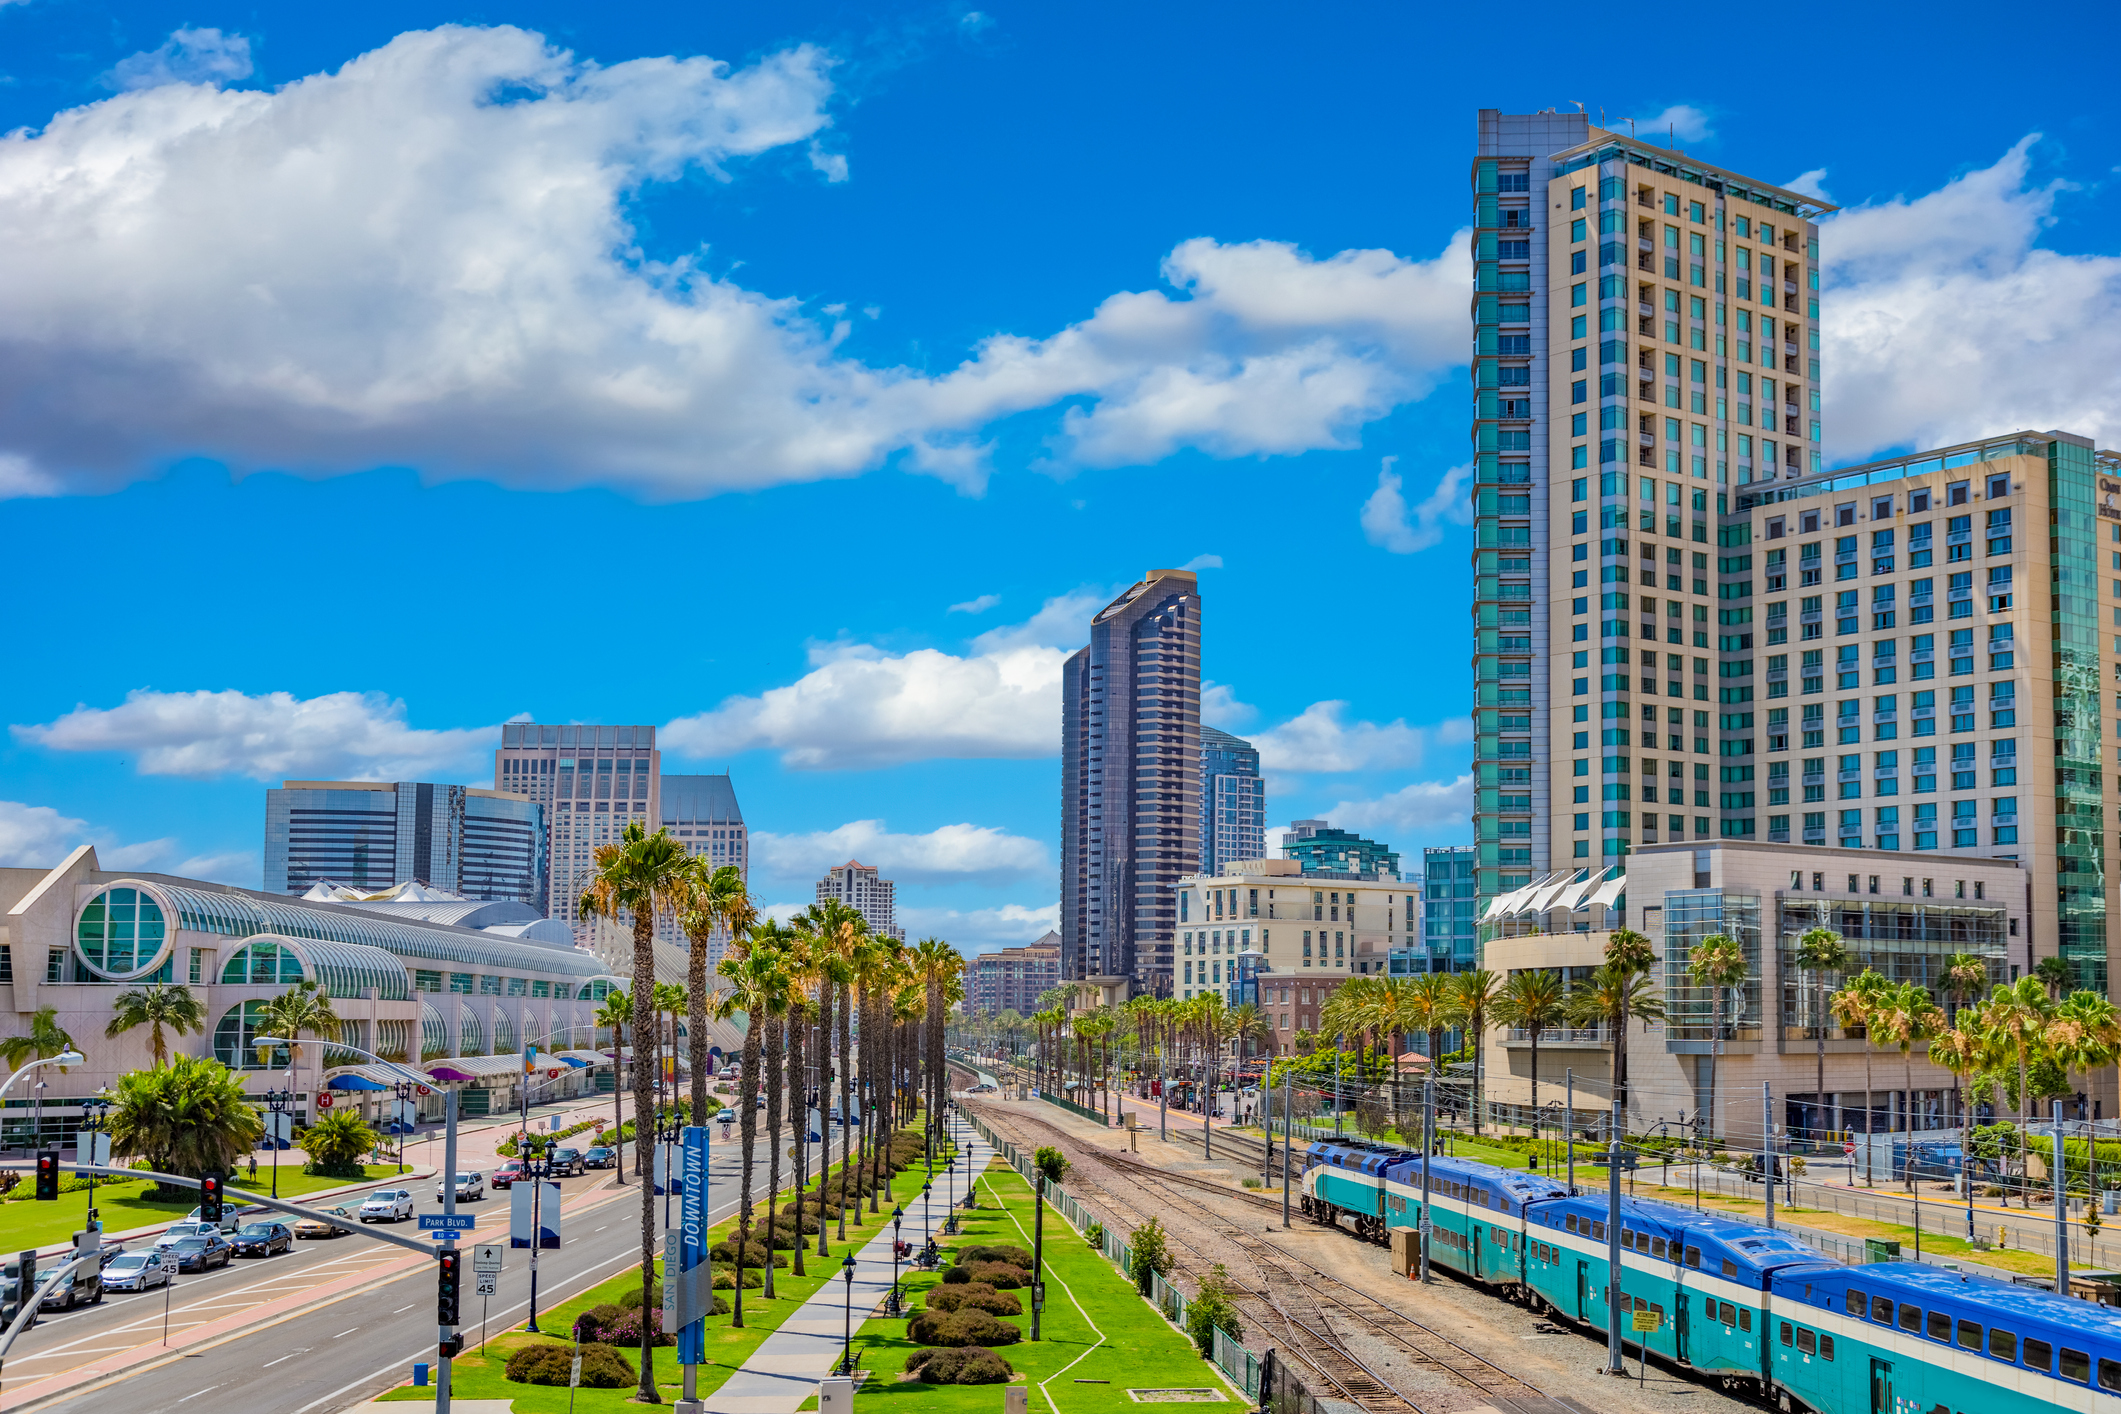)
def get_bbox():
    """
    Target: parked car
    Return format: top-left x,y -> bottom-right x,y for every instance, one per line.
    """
717,1065 -> 738,1080
99,1250 -> 172,1292
490,1160 -> 527,1190
230,1222 -> 293,1258
358,1190 -> 415,1223
294,1206 -> 355,1239
715,1108 -> 737,1125
38,1263 -> 102,1309
167,1234 -> 233,1272
437,1172 -> 486,1203
155,1222 -> 221,1250
583,1146 -> 617,1170
184,1203 -> 264,1234
547,1148 -> 585,1177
